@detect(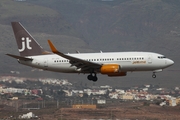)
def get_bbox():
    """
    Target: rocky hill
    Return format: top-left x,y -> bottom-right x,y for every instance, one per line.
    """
0,0 -> 179,87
